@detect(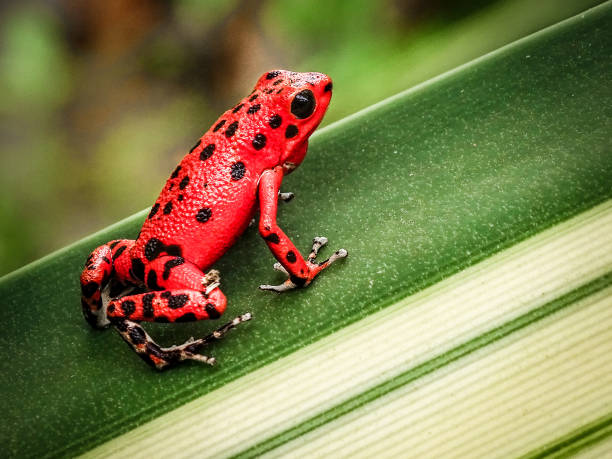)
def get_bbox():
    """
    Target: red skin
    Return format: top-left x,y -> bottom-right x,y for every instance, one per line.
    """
80,70 -> 346,369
